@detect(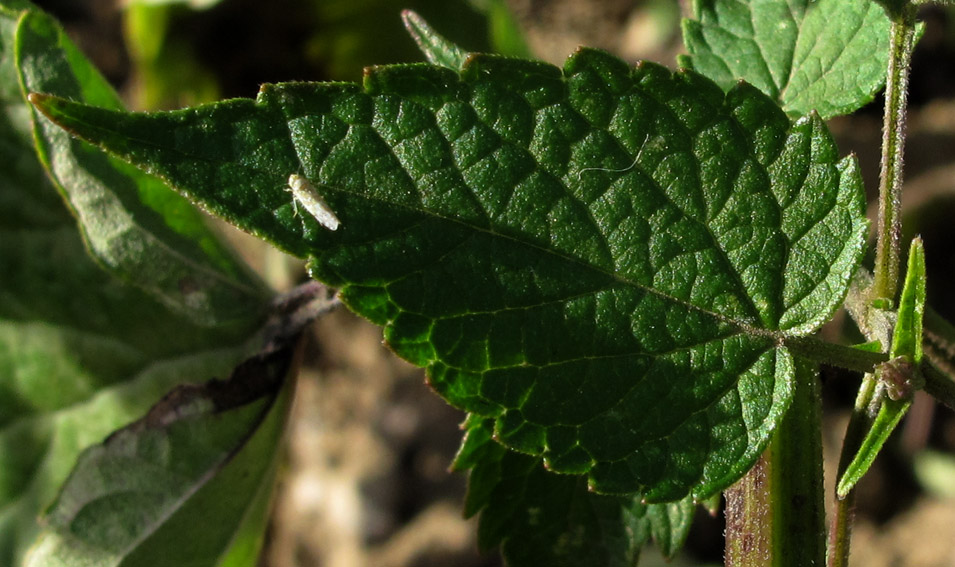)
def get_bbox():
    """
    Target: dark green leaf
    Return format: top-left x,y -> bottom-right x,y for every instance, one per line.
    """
458,418 -> 651,567
24,348 -> 295,567
646,496 -> 695,559
31,47 -> 868,500
681,0 -> 892,119
456,418 -> 701,564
